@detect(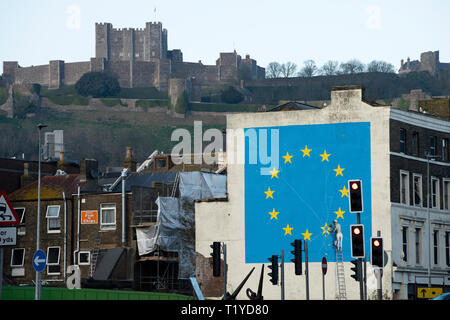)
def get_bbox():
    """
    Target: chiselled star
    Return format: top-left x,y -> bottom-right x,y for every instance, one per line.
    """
269,168 -> 280,179
320,150 -> 331,162
334,164 -> 345,176
321,223 -> 331,236
282,152 -> 293,164
301,145 -> 312,157
268,208 -> 279,220
334,207 -> 345,219
264,187 -> 275,199
302,229 -> 312,241
283,224 -> 293,236
339,185 -> 349,198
